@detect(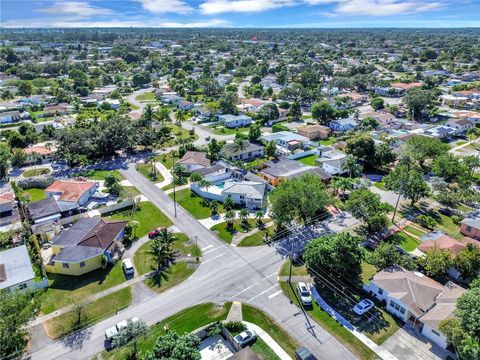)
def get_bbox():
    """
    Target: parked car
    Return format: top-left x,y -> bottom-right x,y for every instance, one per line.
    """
234,329 -> 257,347
353,299 -> 374,315
296,282 -> 312,306
105,317 -> 140,348
295,346 -> 317,360
122,258 -> 135,276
